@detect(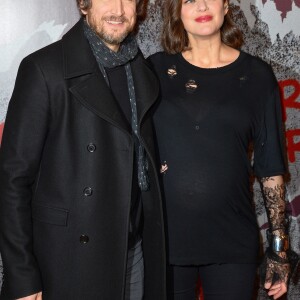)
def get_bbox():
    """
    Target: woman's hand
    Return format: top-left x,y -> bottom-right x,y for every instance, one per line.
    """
265,281 -> 287,299
17,292 -> 42,300
264,255 -> 289,299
